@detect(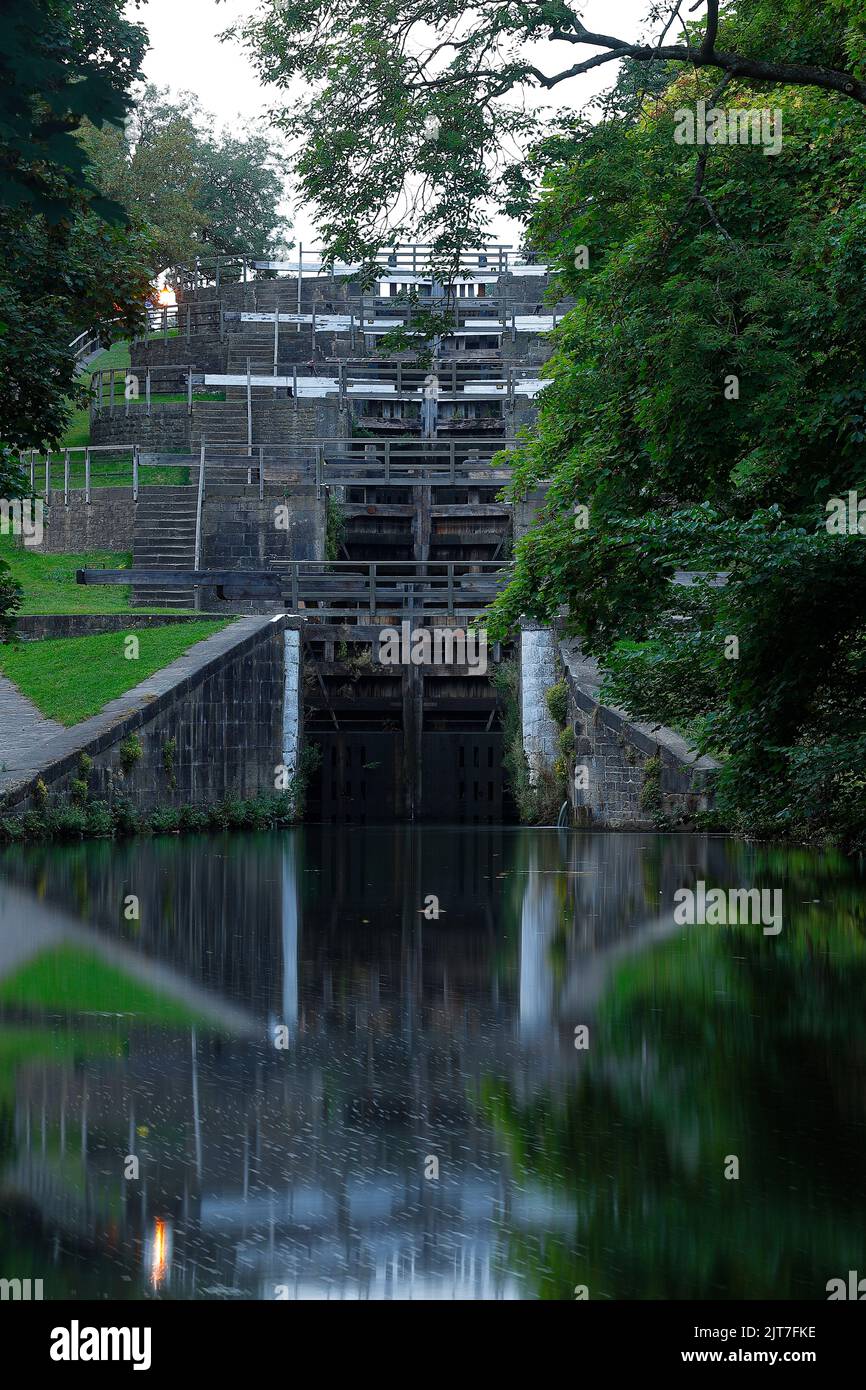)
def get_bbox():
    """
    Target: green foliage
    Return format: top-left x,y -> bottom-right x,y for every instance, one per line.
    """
226,0 -> 539,273
325,494 -> 347,561
0,1 -> 152,451
227,1 -> 866,269
79,85 -> 291,271
118,734 -> 142,774
0,544 -> 21,640
0,0 -> 147,221
0,788 -> 306,845
558,724 -> 575,759
486,62 -> 866,849
545,679 -> 568,727
639,755 -> 663,814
